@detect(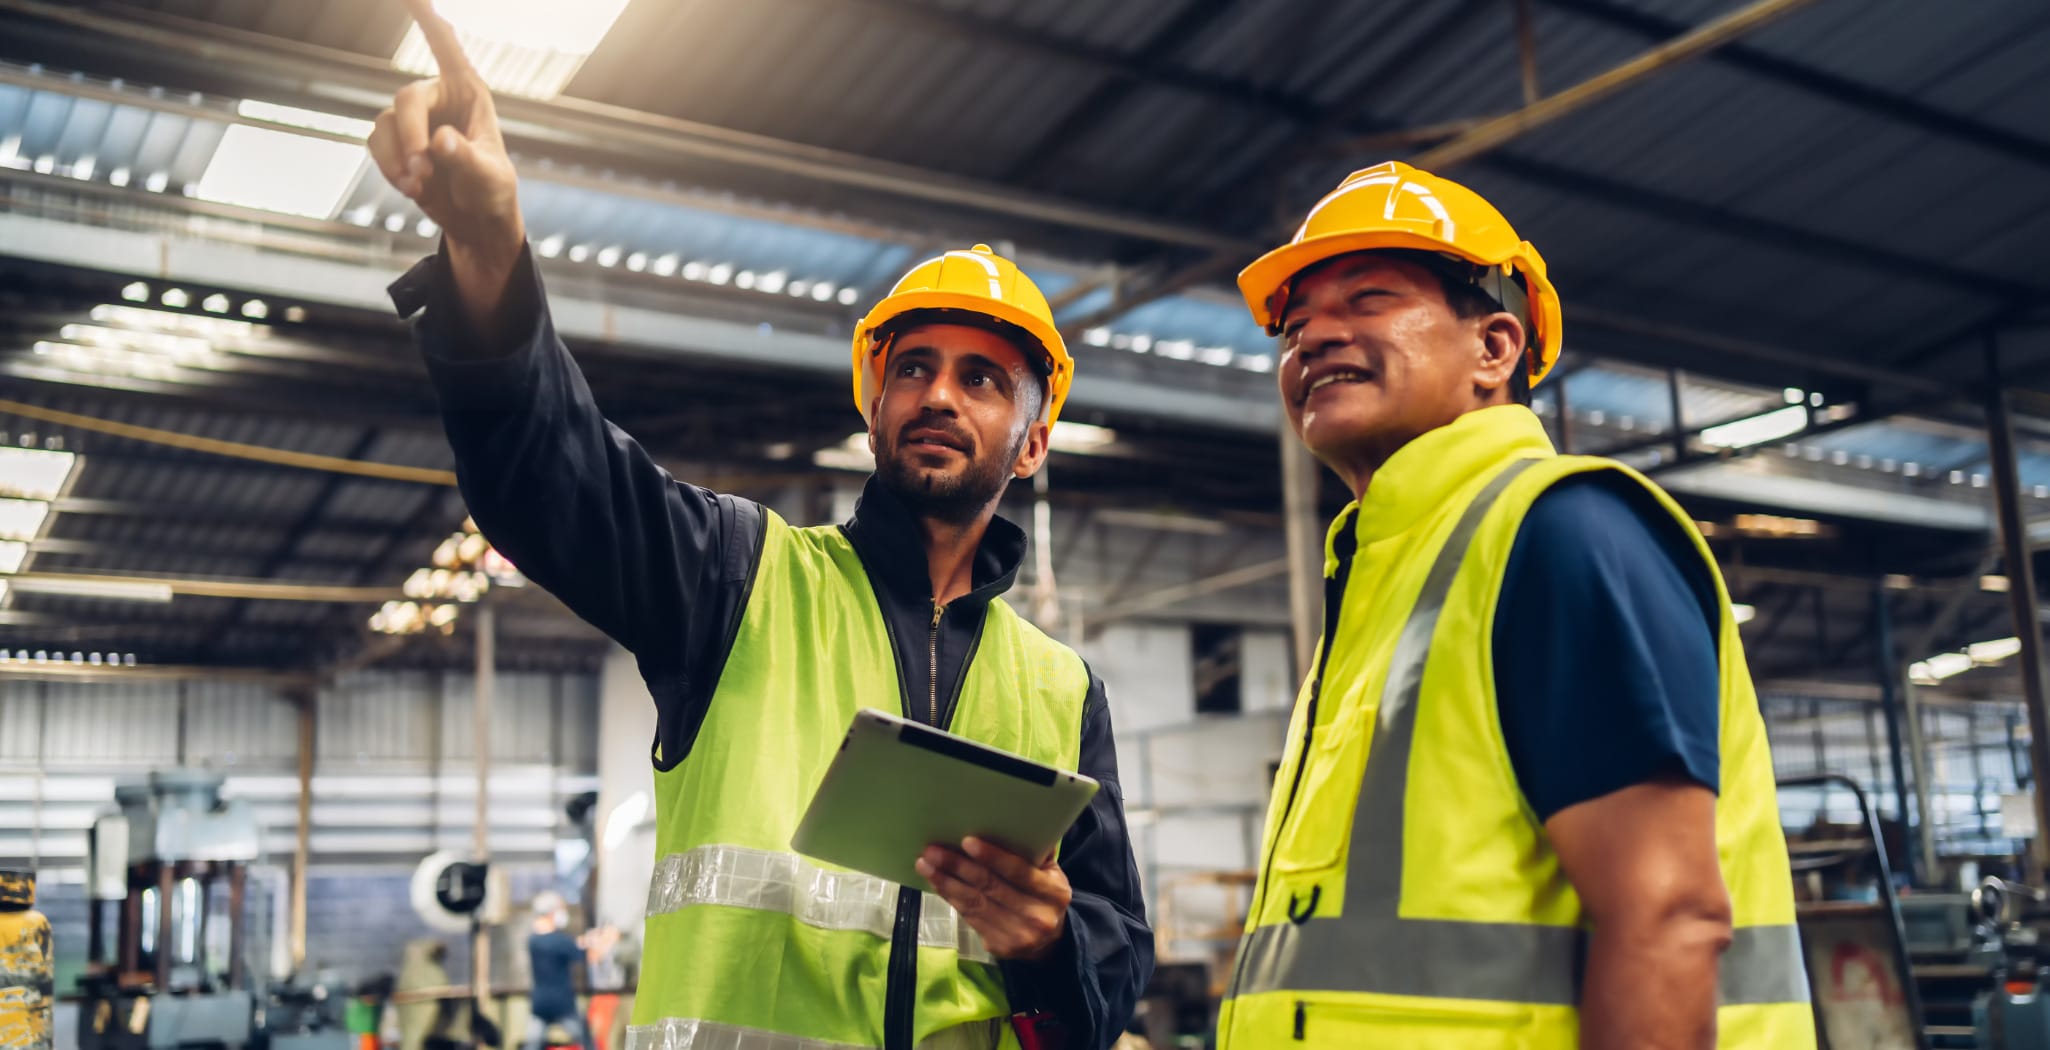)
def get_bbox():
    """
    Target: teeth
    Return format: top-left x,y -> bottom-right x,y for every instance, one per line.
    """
1306,372 -> 1365,395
